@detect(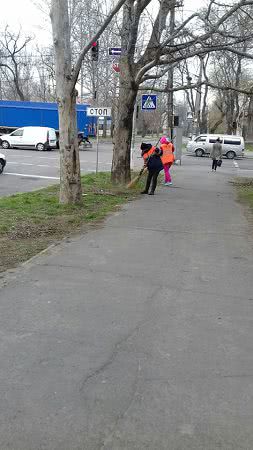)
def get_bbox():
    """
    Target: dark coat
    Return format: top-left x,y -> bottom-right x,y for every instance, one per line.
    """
147,149 -> 164,172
